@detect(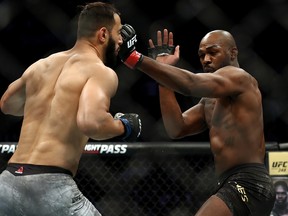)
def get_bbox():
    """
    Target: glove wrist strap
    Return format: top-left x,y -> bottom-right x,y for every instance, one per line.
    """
118,118 -> 131,141
124,50 -> 143,69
